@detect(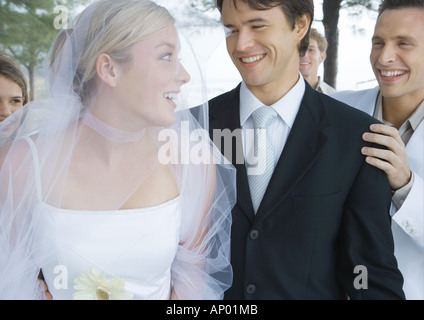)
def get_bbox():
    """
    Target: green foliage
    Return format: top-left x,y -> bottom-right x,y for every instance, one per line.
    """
2,1 -> 52,68
0,0 -> 90,99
